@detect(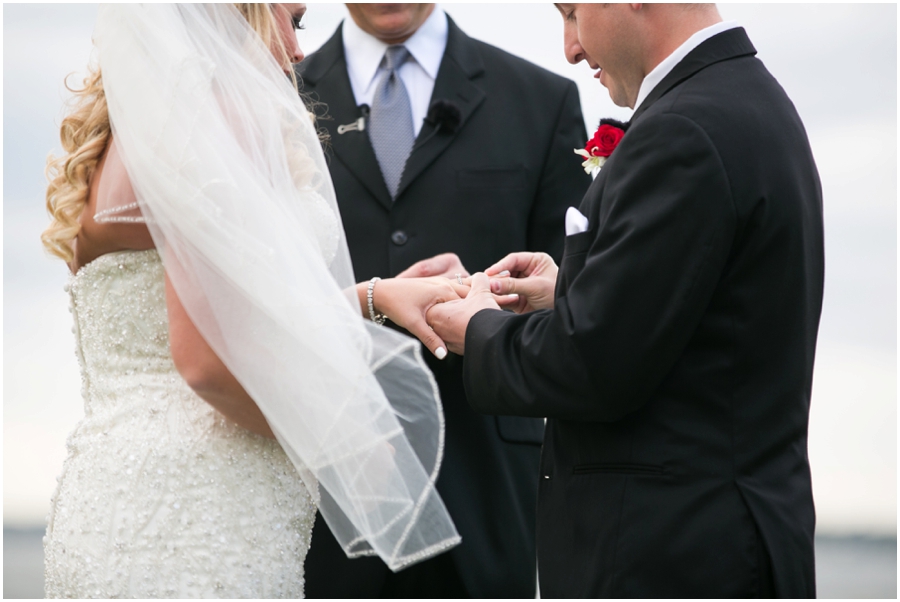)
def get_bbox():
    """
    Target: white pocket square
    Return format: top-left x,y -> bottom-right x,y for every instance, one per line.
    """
565,206 -> 589,236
